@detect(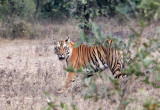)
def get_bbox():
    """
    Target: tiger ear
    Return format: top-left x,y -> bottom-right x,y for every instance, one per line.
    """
53,39 -> 57,45
65,37 -> 70,43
